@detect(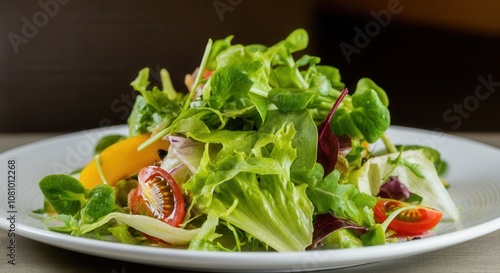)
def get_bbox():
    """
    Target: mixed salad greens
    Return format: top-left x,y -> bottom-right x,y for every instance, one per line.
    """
37,29 -> 460,252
